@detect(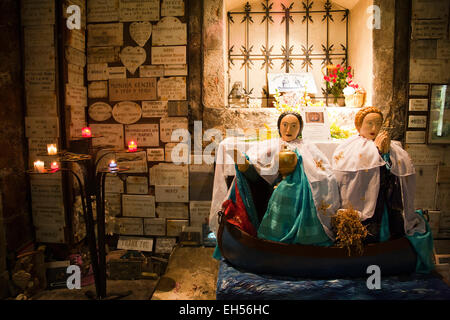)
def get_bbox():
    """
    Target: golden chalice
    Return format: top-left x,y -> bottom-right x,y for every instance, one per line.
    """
275,145 -> 297,188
